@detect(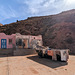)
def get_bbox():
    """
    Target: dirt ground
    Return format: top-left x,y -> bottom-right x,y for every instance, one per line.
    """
0,54 -> 75,75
